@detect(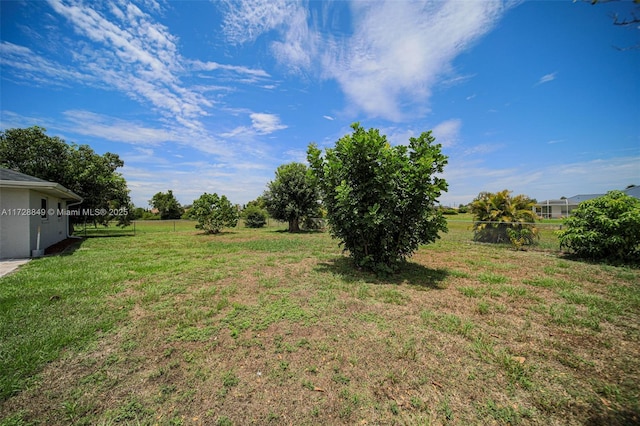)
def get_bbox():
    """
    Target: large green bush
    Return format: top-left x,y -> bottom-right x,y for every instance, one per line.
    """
307,123 -> 448,274
188,193 -> 238,234
557,190 -> 640,262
